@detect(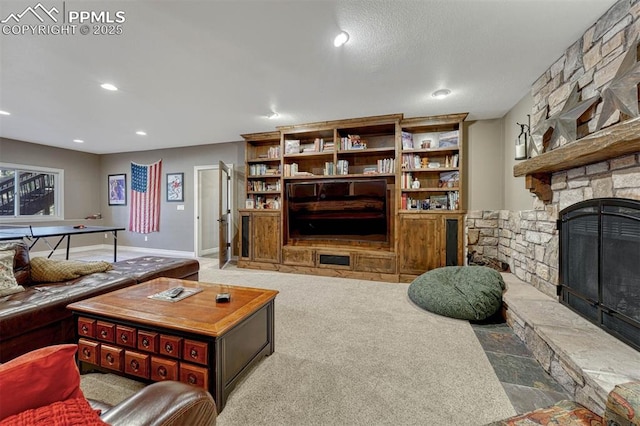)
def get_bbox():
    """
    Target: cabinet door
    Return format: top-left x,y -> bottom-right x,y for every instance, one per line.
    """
398,215 -> 441,275
252,212 -> 281,263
